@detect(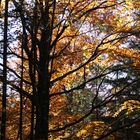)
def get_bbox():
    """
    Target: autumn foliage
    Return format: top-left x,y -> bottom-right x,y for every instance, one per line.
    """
0,0 -> 140,139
